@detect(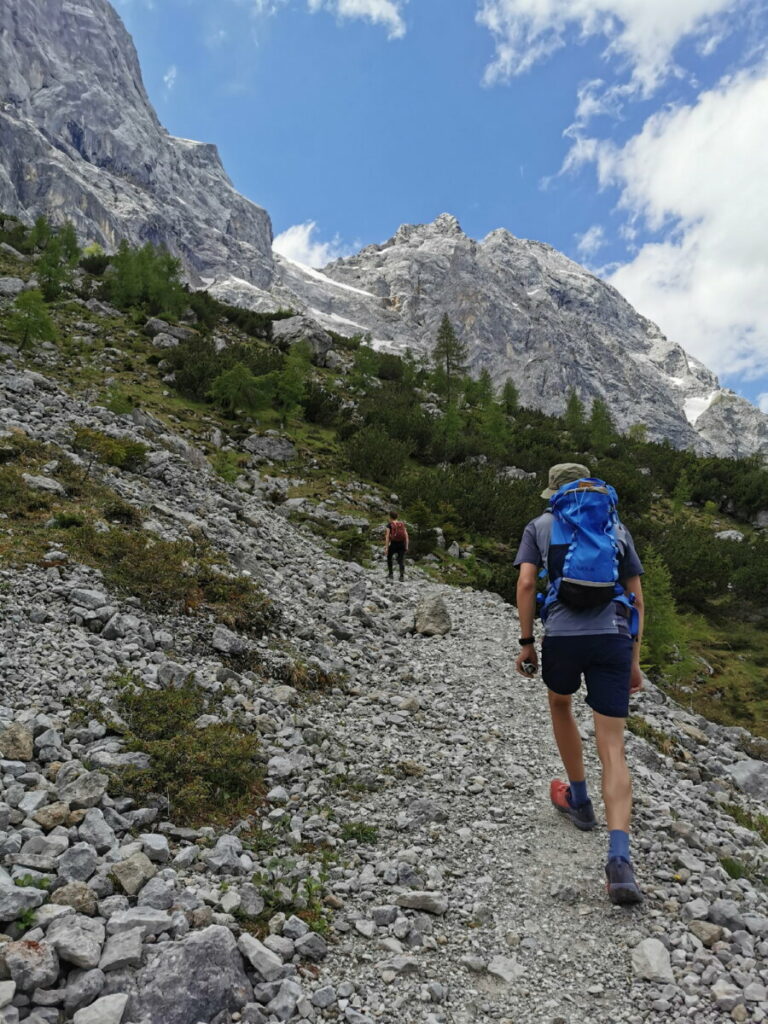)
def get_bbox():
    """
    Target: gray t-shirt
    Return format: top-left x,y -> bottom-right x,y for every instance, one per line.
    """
514,511 -> 644,638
